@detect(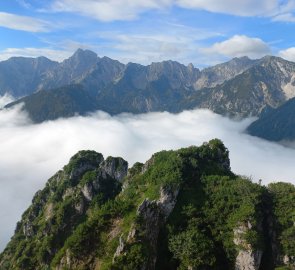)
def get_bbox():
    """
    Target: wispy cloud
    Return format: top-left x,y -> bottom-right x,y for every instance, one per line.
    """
272,12 -> 295,22
201,35 -> 271,59
0,12 -> 51,32
46,0 -> 295,23
49,0 -> 172,21
176,0 -> 279,17
93,24 -> 222,65
16,0 -> 32,9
